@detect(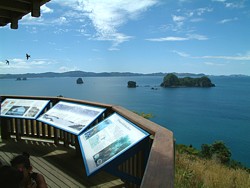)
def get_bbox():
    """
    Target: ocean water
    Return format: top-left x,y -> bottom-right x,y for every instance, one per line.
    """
0,76 -> 250,167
